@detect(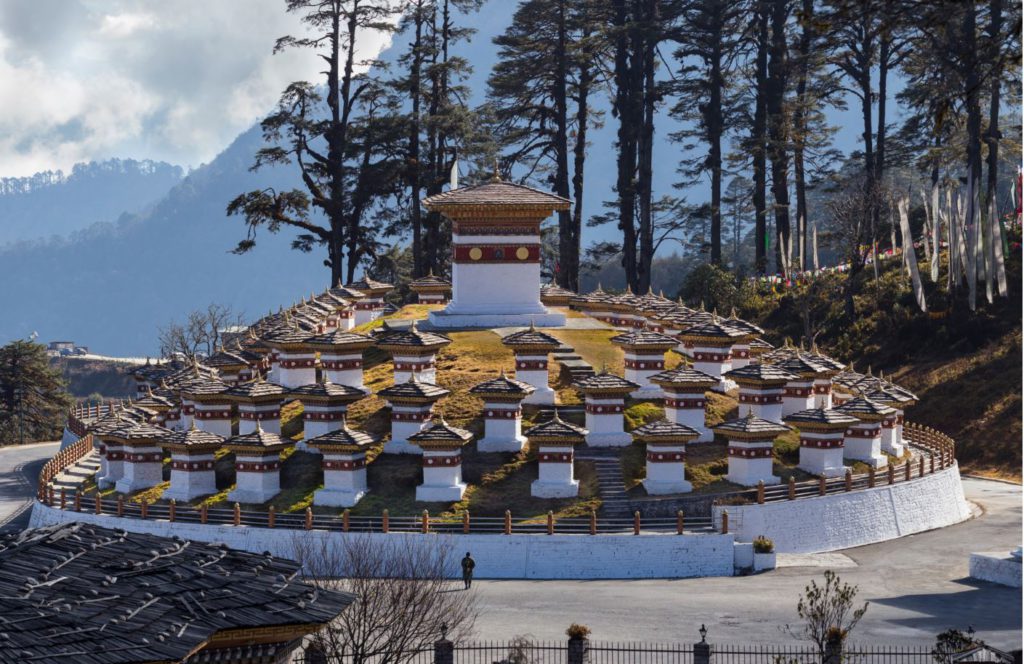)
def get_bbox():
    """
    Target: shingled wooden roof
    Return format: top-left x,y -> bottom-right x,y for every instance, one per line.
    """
0,523 -> 353,664
422,180 -> 570,209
